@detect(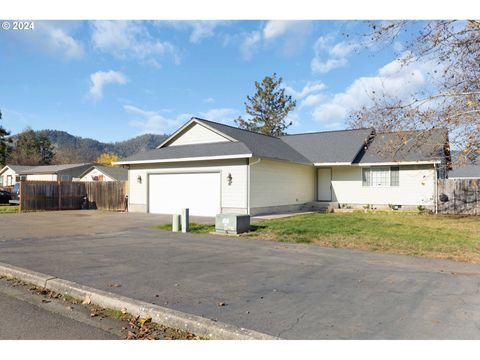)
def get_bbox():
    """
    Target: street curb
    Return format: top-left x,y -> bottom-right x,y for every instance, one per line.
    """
0,262 -> 278,340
